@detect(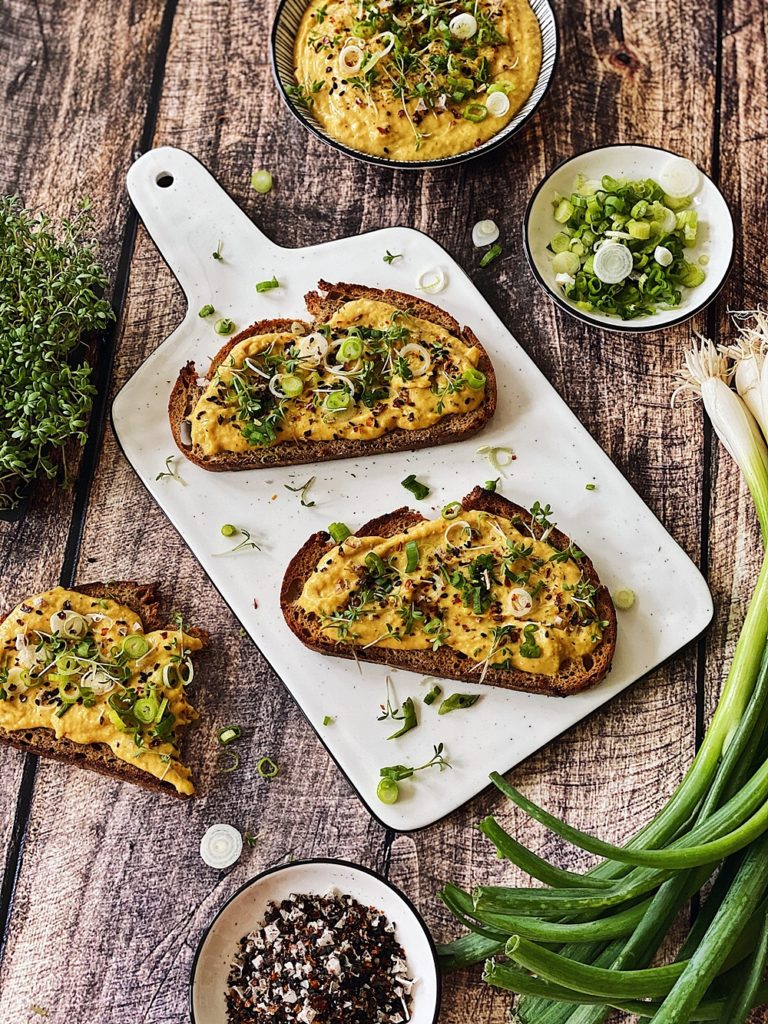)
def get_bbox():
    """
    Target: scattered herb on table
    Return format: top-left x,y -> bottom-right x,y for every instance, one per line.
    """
439,692 -> 481,715
585,482 -> 597,490
477,444 -> 516,475
323,714 -> 333,726
0,196 -> 114,509
401,473 -> 430,499
250,169 -> 273,194
285,476 -> 316,507
216,526 -> 261,554
387,696 -> 418,739
198,303 -> 215,318
212,239 -> 223,261
328,521 -> 351,544
377,742 -> 451,804
243,830 -> 260,848
480,243 -> 503,267
218,749 -> 240,774
485,478 -> 500,492
217,724 -> 242,746
377,675 -> 404,723
256,755 -> 279,779
156,455 -> 186,486
256,276 -> 279,293
383,250 -> 403,264
424,683 -> 442,705
214,317 -> 235,335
